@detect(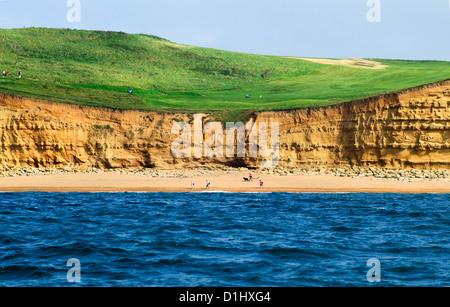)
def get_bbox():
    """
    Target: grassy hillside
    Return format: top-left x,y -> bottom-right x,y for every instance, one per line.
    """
0,27 -> 449,121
